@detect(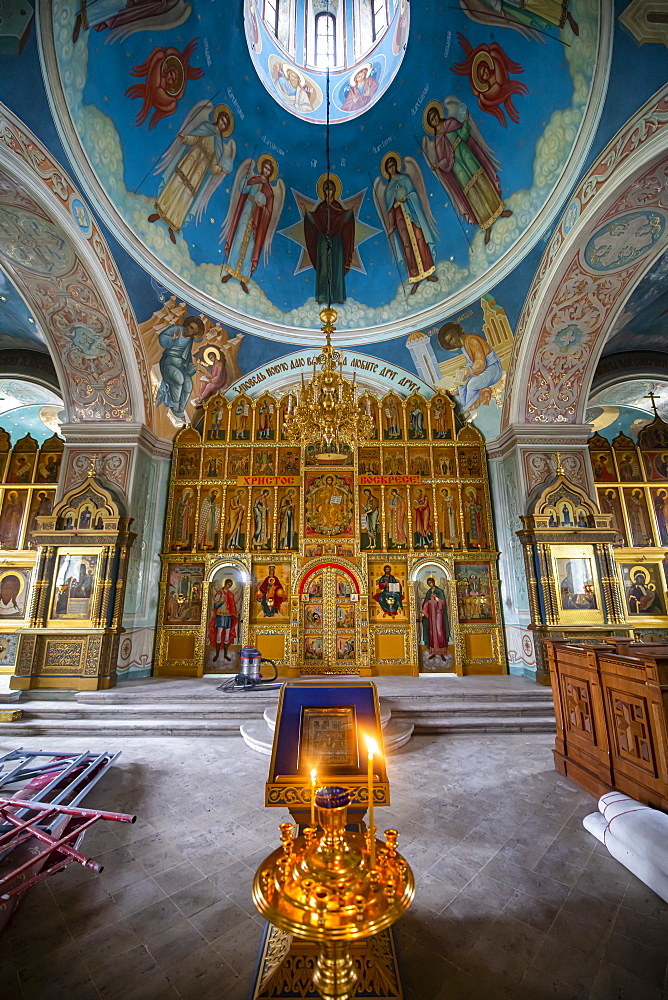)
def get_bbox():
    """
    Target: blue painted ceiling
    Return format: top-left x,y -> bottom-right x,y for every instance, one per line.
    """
40,0 -> 604,342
